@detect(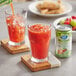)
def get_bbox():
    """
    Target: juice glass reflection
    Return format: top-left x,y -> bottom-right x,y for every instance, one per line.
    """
5,9 -> 27,46
28,24 -> 51,63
